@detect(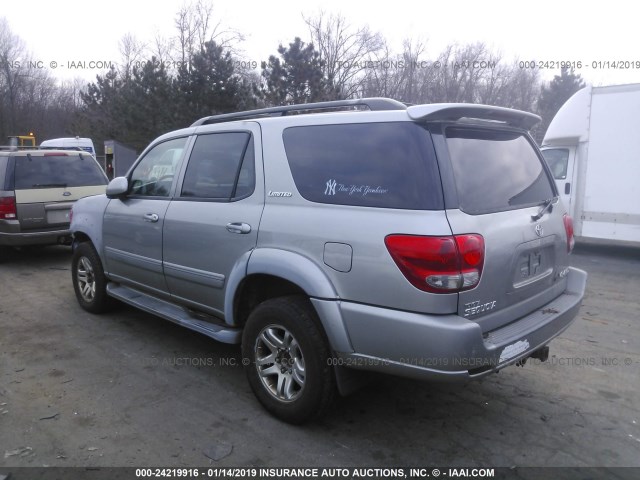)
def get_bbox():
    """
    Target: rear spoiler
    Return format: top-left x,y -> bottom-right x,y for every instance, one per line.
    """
407,104 -> 540,130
